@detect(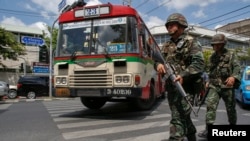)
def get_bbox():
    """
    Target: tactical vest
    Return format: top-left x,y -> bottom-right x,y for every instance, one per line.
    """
162,35 -> 203,94
209,49 -> 233,87
161,35 -> 193,75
